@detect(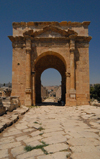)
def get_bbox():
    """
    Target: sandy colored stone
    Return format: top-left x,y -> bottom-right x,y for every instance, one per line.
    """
45,143 -> 68,153
37,151 -> 71,159
3,129 -> 22,137
17,149 -> 43,159
16,135 -> 28,141
0,141 -> 21,149
23,128 -> 34,132
43,135 -> 67,144
0,149 -> 8,158
24,136 -> 42,144
71,152 -> 100,159
68,137 -> 100,146
0,136 -> 15,144
11,145 -> 26,157
0,105 -> 100,158
71,145 -> 100,152
30,130 -> 43,137
9,21 -> 91,106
